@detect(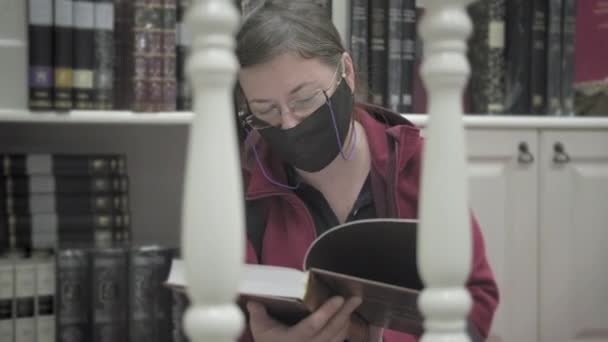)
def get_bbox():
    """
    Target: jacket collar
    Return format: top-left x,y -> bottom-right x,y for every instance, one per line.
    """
242,103 -> 421,198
